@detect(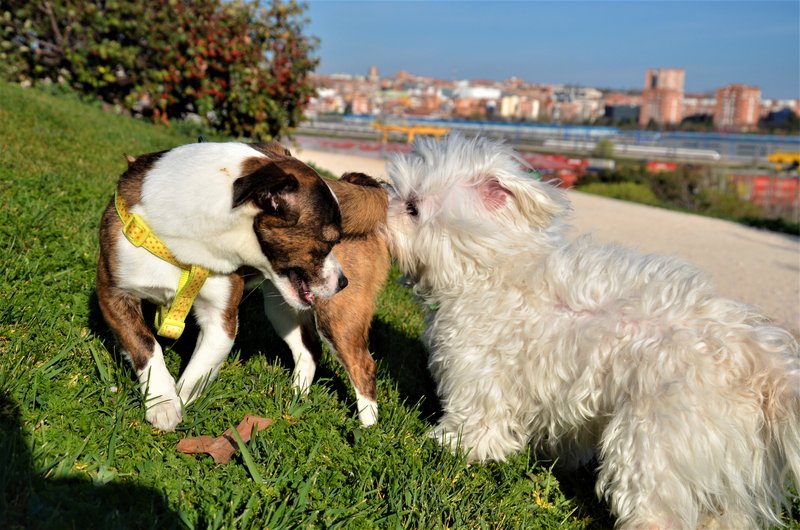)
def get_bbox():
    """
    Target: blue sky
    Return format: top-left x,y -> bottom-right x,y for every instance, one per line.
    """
305,1 -> 800,99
